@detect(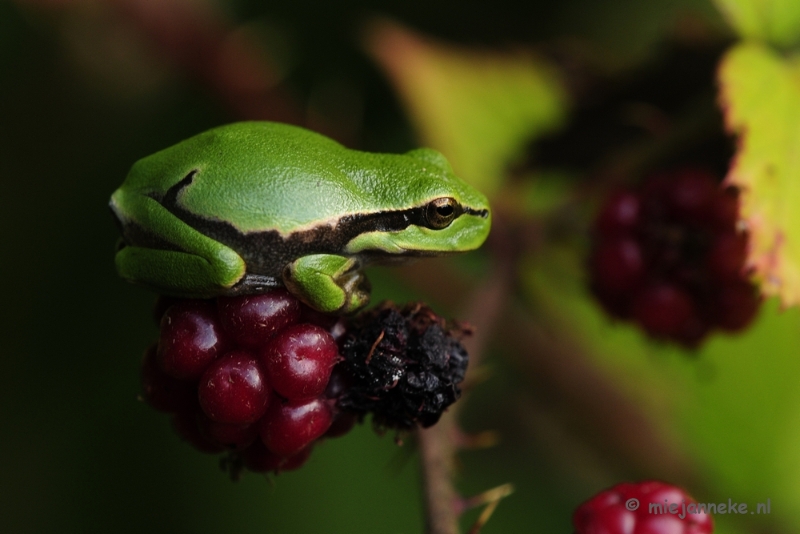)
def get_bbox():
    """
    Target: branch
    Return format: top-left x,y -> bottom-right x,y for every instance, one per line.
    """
418,416 -> 460,534
417,216 -> 517,534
